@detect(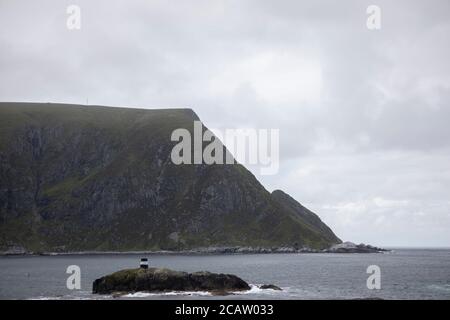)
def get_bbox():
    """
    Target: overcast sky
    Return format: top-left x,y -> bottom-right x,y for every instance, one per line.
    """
1,0 -> 449,247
